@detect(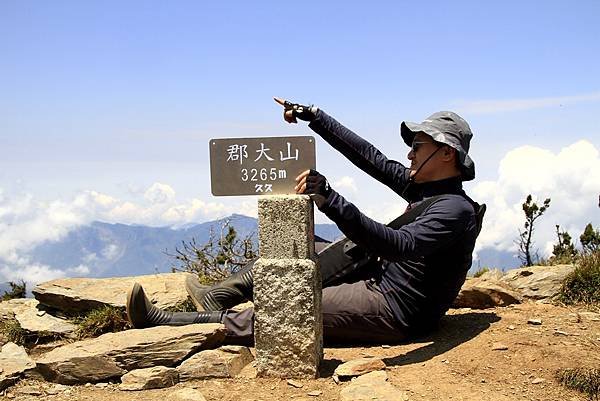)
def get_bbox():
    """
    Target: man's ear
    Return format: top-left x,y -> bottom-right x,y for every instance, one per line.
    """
442,146 -> 455,161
